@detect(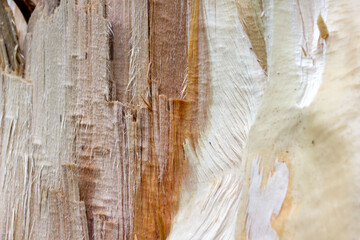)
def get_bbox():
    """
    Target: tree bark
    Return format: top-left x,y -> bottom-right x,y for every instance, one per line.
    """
0,0 -> 359,240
